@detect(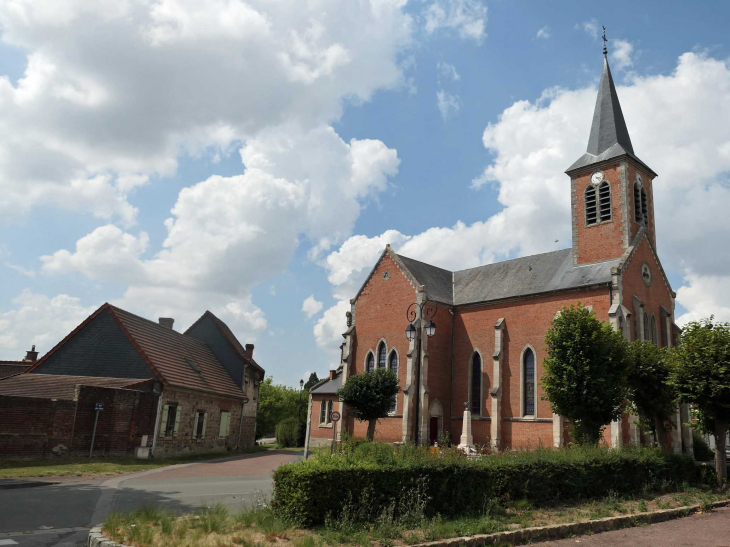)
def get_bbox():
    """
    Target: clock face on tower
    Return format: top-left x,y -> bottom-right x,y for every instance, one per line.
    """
636,172 -> 643,186
591,171 -> 604,185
